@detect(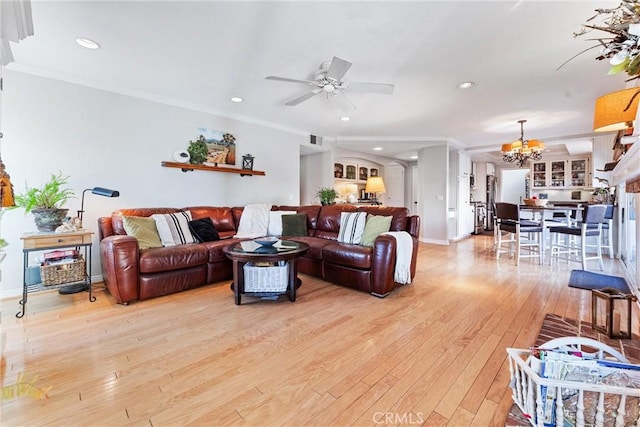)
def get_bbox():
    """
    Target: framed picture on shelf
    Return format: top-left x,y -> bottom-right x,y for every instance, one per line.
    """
197,127 -> 236,165
359,167 -> 368,181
